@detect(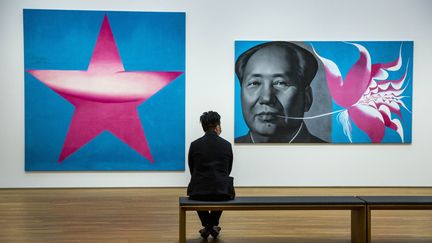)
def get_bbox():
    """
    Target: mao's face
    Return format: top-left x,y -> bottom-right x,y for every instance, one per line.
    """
241,46 -> 307,137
